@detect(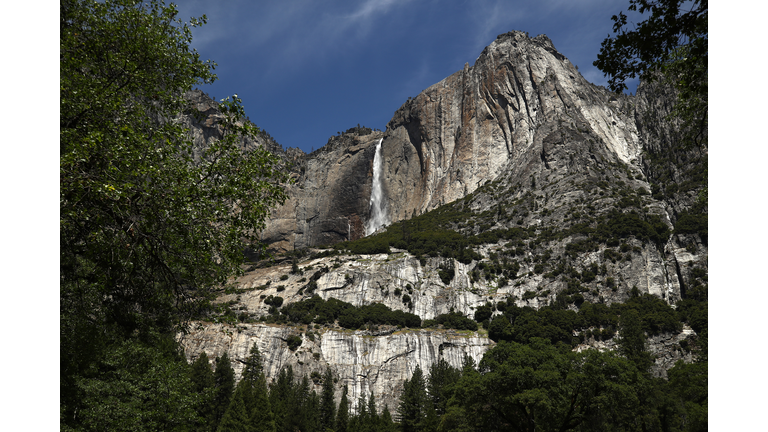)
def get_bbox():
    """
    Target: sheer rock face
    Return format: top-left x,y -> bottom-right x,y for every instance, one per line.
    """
379,31 -> 641,222
244,31 -> 645,251
178,31 -> 705,409
179,322 -> 491,413
260,131 -> 386,252
179,250 -> 696,409
182,90 -> 384,253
